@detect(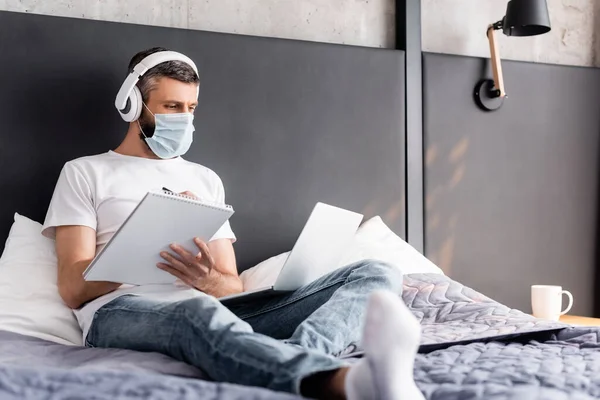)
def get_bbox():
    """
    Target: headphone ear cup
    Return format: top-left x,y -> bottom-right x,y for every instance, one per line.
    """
130,86 -> 143,122
118,97 -> 132,122
118,87 -> 143,123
